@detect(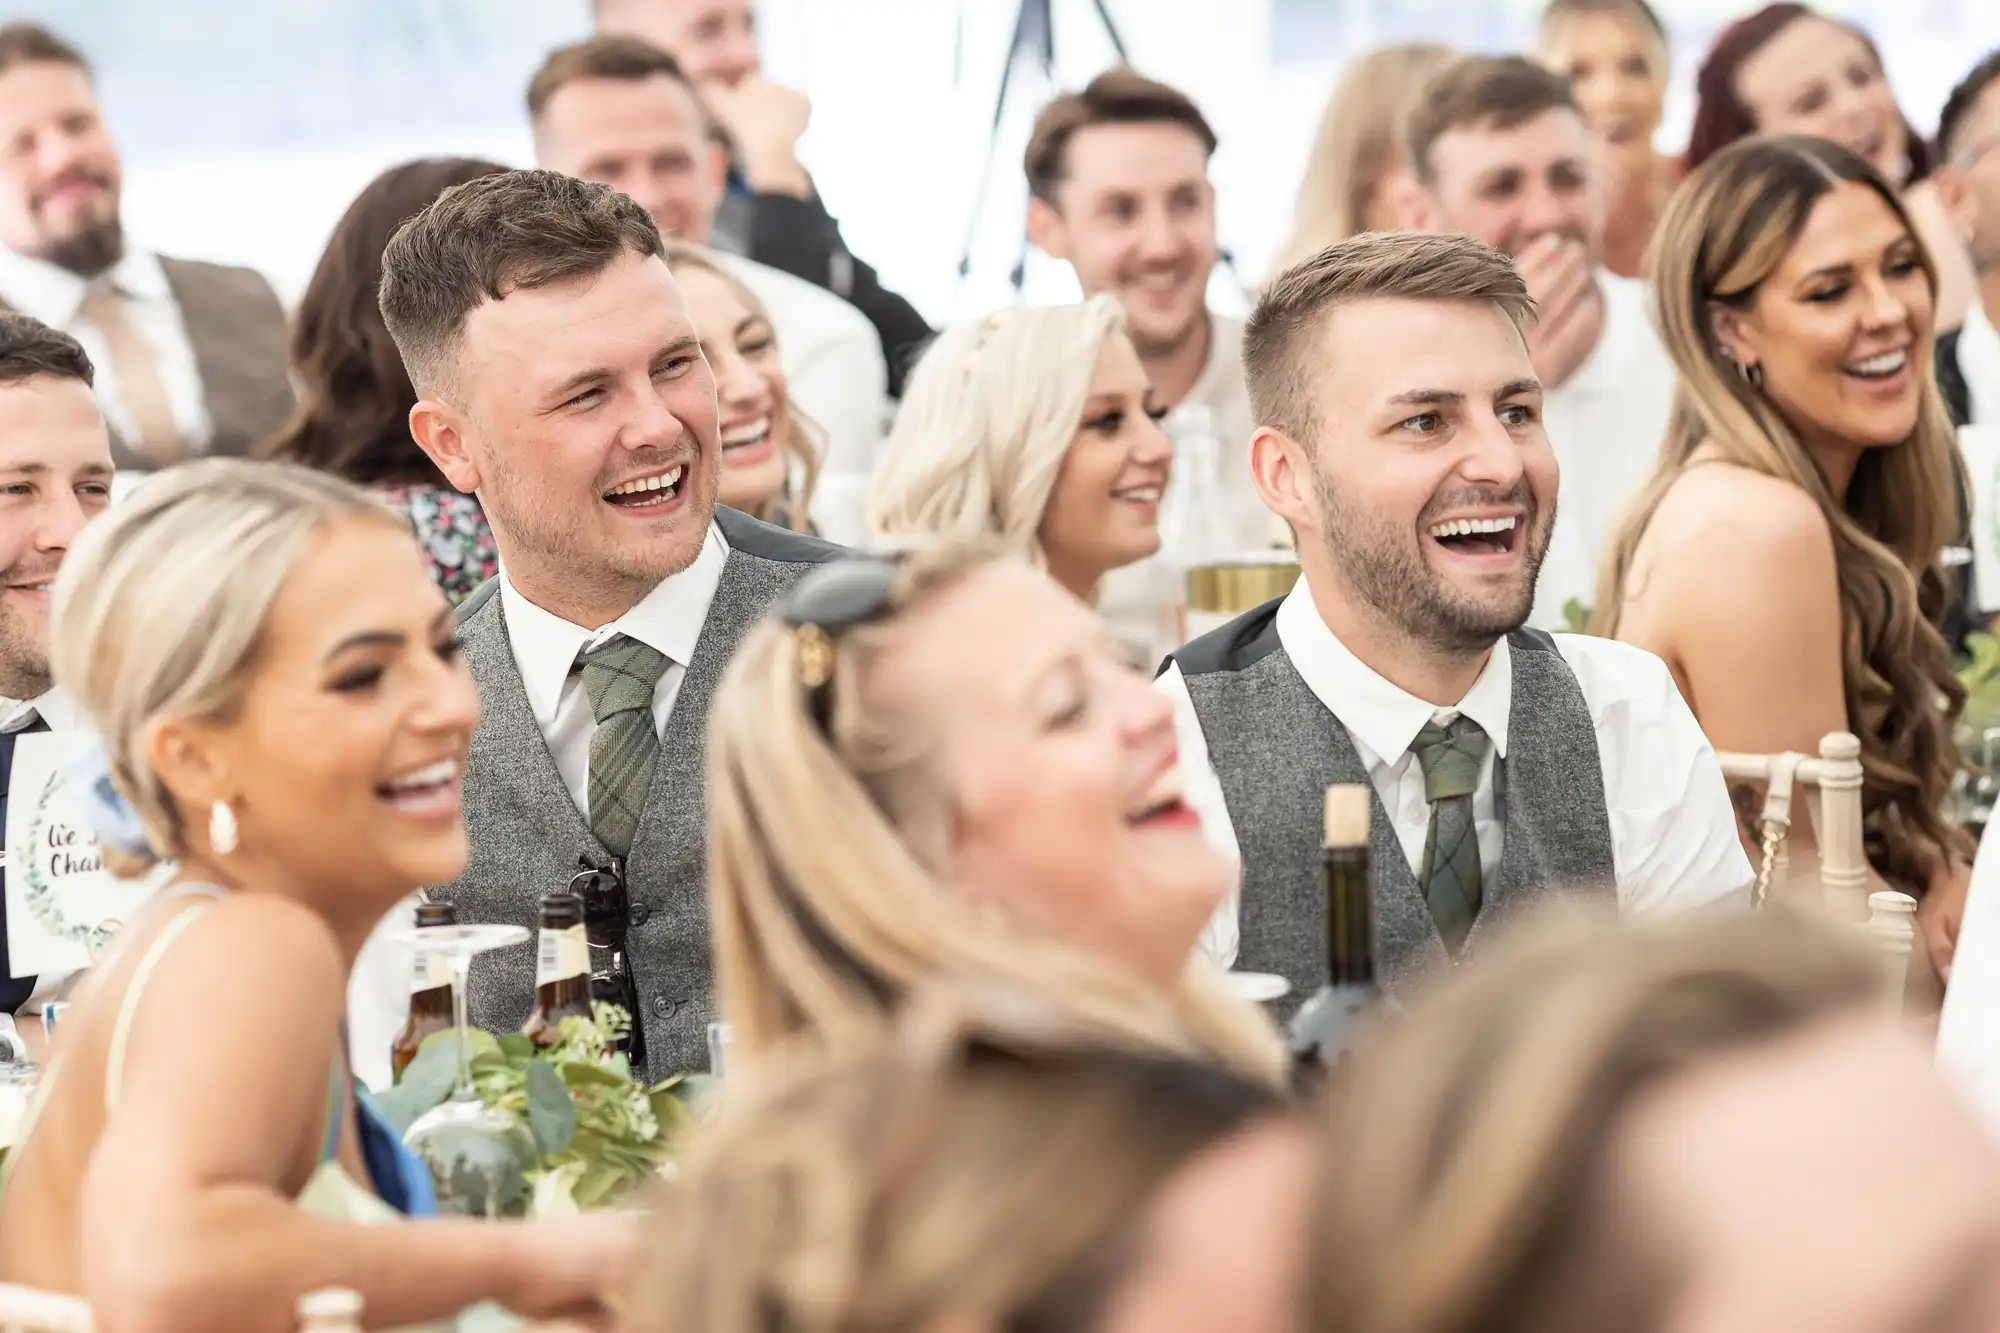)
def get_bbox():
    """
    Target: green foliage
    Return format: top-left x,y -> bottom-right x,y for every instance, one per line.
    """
378,1002 -> 701,1213
1959,632 -> 2000,734
1561,599 -> 1594,636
